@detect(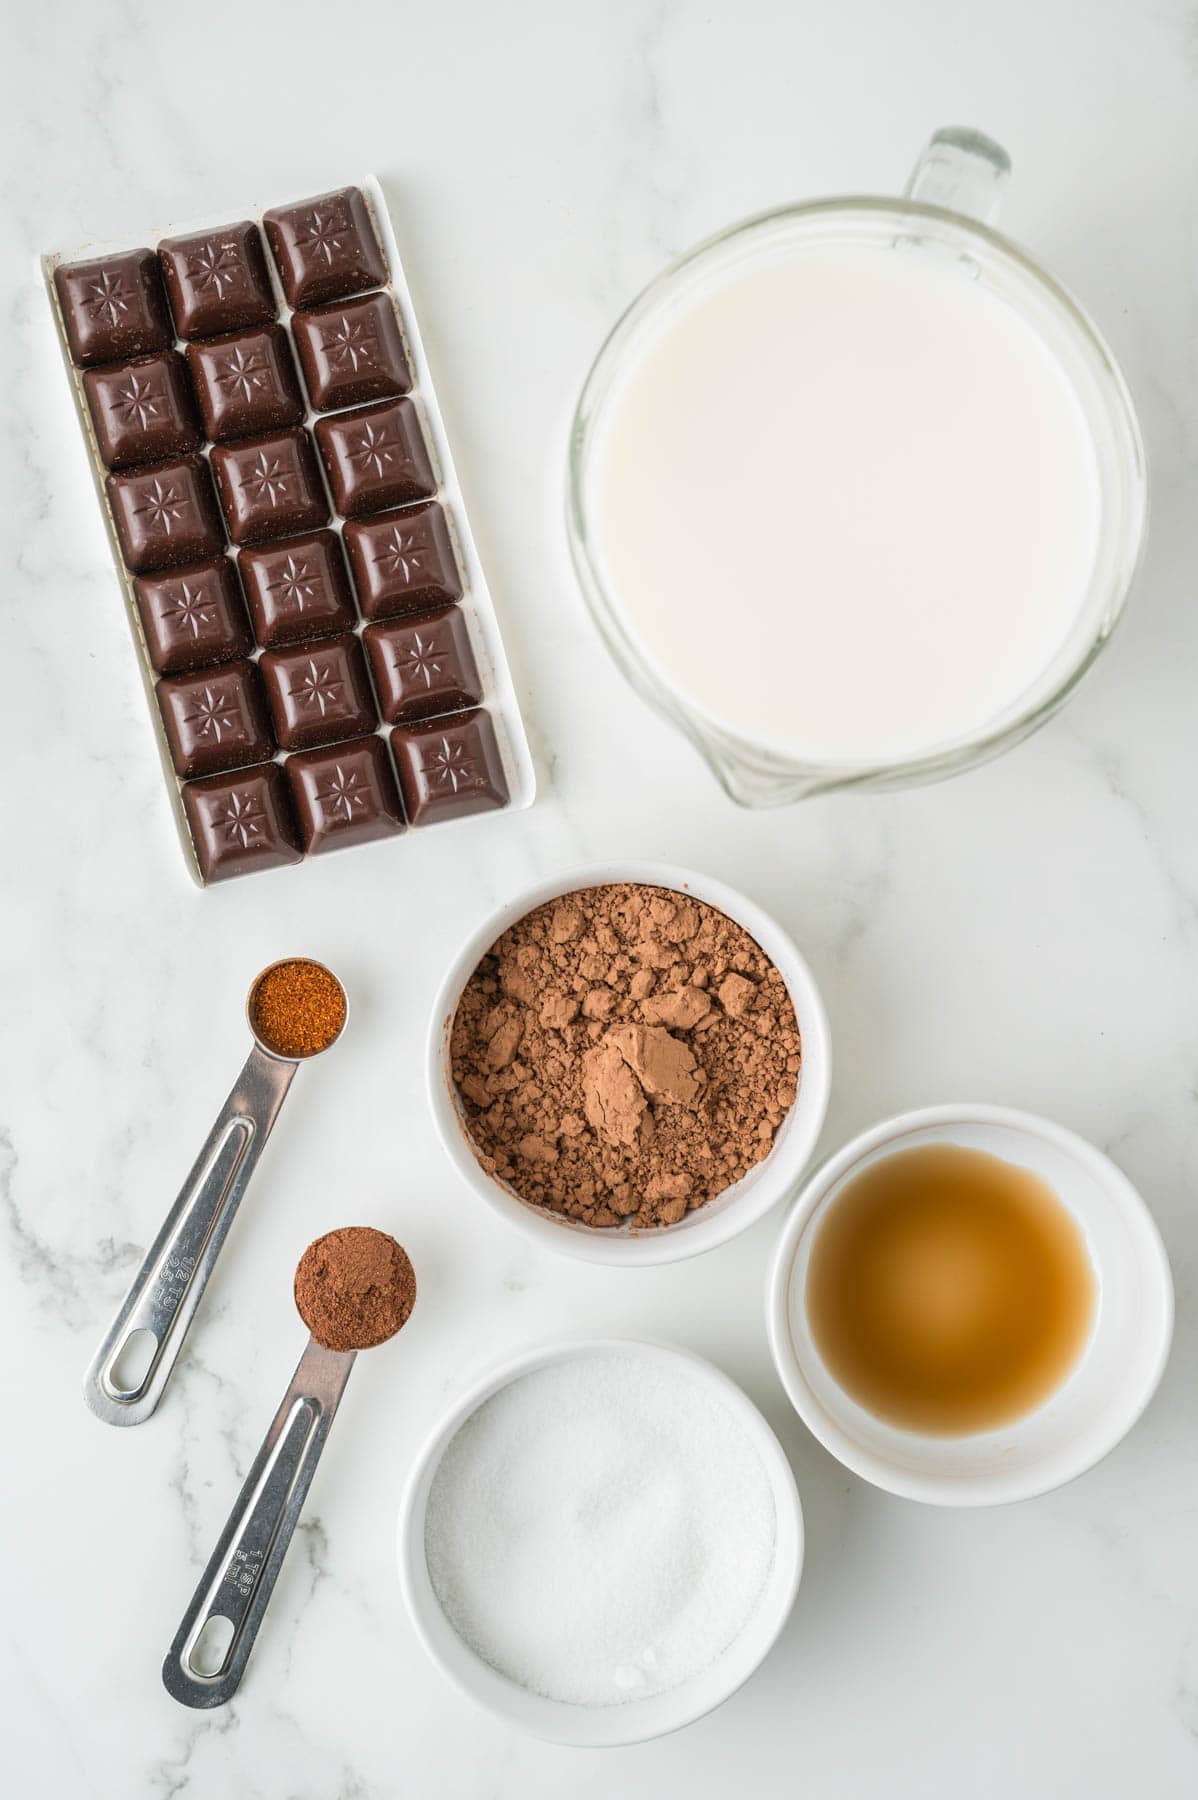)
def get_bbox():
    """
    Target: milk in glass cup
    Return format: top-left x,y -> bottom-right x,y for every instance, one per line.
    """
567,129 -> 1146,805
